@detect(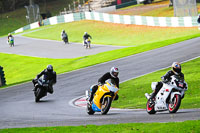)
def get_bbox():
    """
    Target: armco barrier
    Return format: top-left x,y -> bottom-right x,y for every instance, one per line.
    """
0,66 -> 6,87
12,12 -> 198,34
